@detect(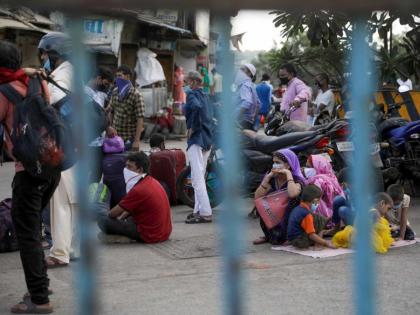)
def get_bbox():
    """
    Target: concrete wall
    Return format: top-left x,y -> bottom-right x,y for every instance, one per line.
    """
174,49 -> 197,73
